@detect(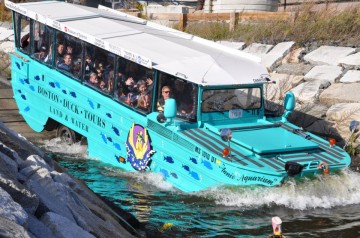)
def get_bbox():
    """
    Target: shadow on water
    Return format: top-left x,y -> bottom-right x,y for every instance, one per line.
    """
40,138 -> 360,238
